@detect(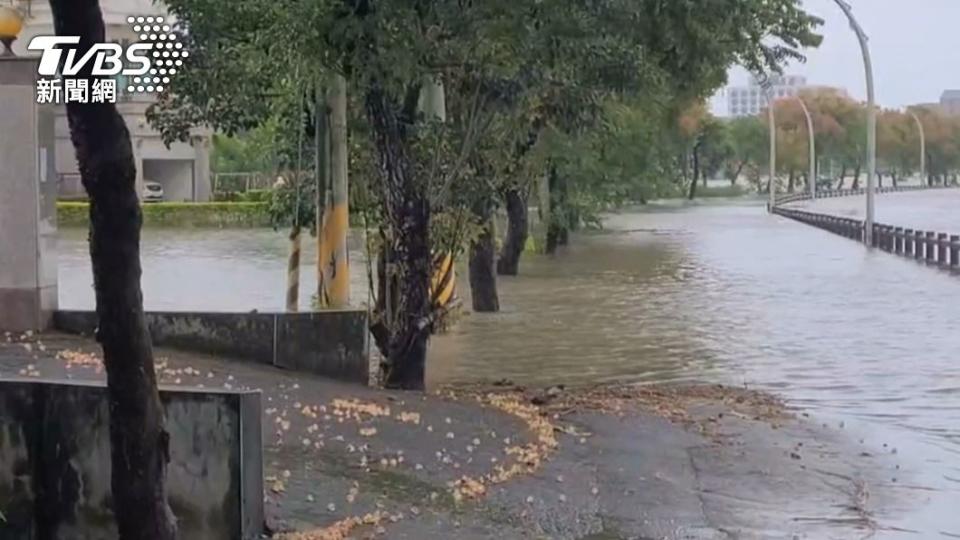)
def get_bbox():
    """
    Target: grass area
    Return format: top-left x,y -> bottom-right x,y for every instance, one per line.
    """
58,201 -> 271,228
